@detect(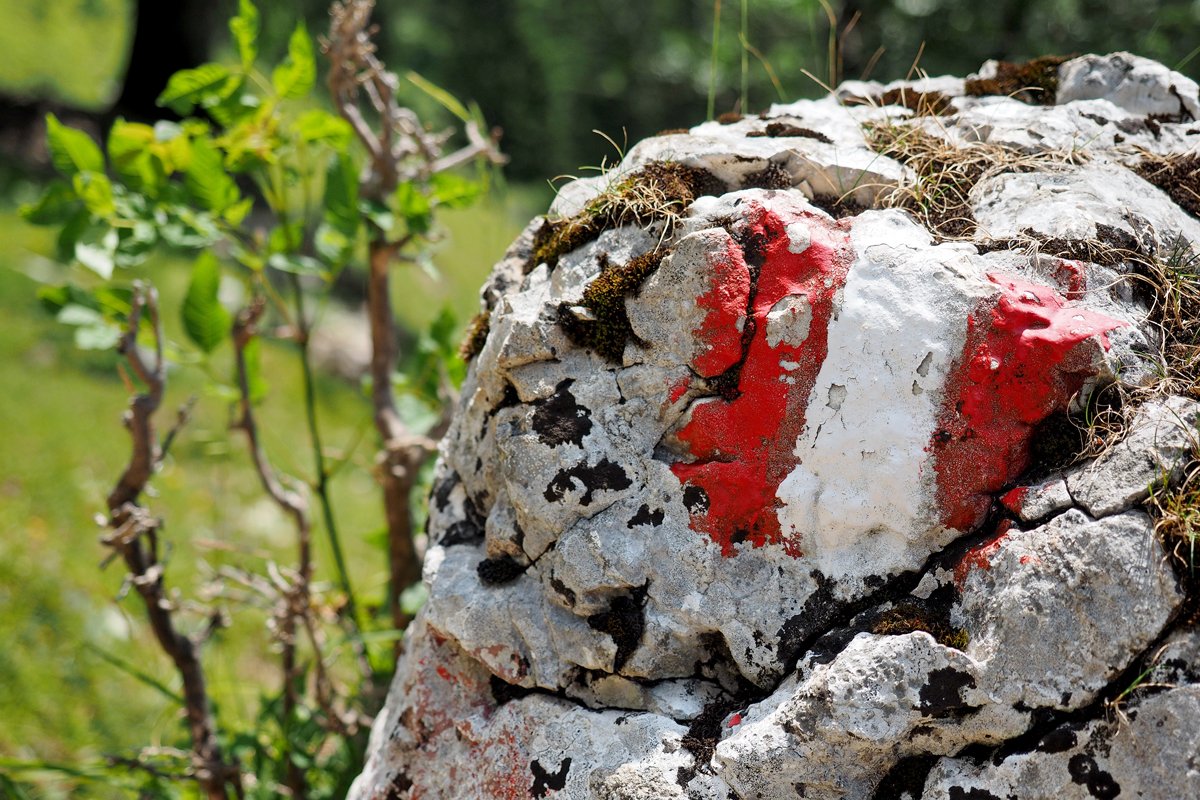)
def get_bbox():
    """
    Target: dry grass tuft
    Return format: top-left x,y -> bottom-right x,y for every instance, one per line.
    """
863,119 -> 1083,238
530,161 -> 724,271
1136,151 -> 1200,219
